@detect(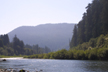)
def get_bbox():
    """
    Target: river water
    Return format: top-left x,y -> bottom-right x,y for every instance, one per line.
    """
0,58 -> 108,72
